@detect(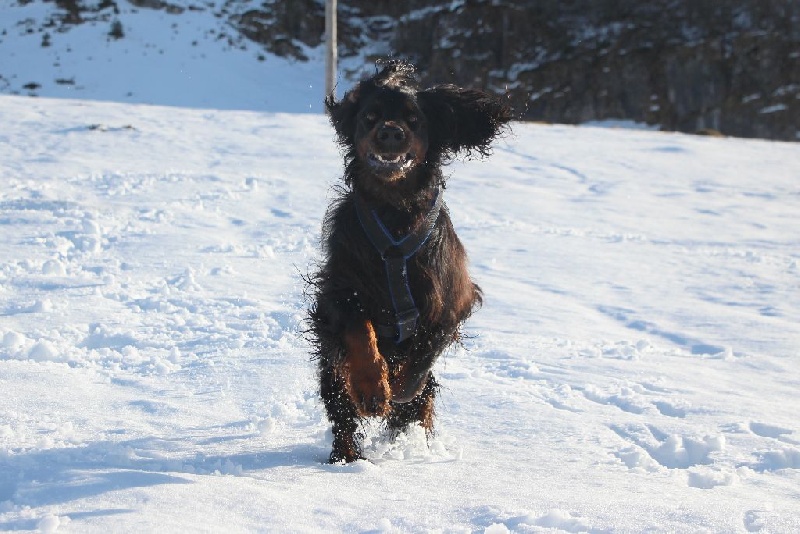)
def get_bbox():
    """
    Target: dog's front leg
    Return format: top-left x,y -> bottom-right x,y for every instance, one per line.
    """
339,319 -> 392,417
